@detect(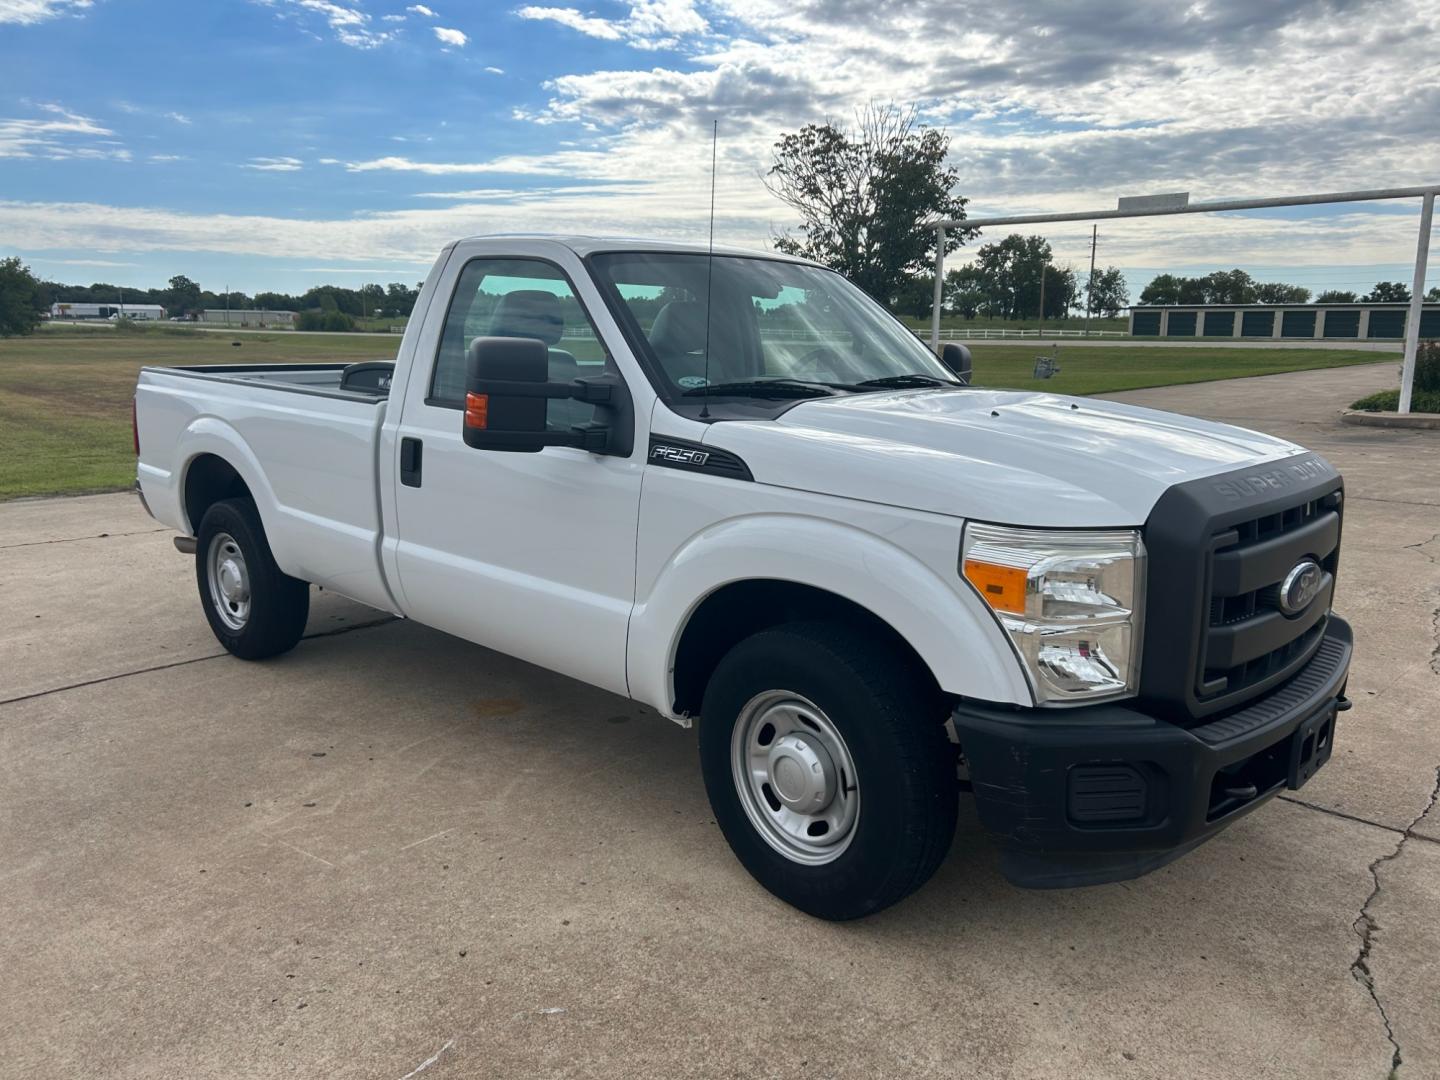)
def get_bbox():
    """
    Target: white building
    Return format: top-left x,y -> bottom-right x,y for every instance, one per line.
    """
51,302 -> 166,320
